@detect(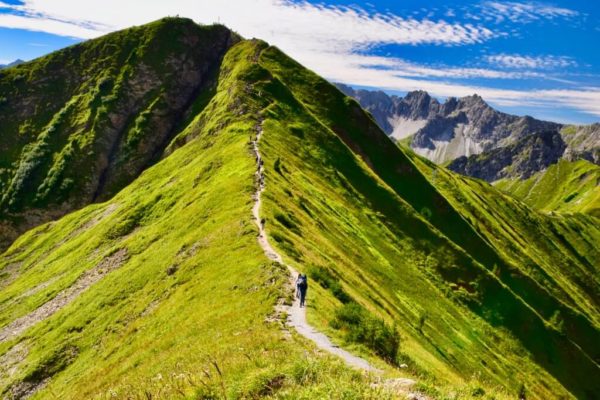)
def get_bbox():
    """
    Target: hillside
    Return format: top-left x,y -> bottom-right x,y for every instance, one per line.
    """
0,20 -> 238,251
494,159 -> 600,216
447,130 -> 566,181
0,18 -> 598,400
